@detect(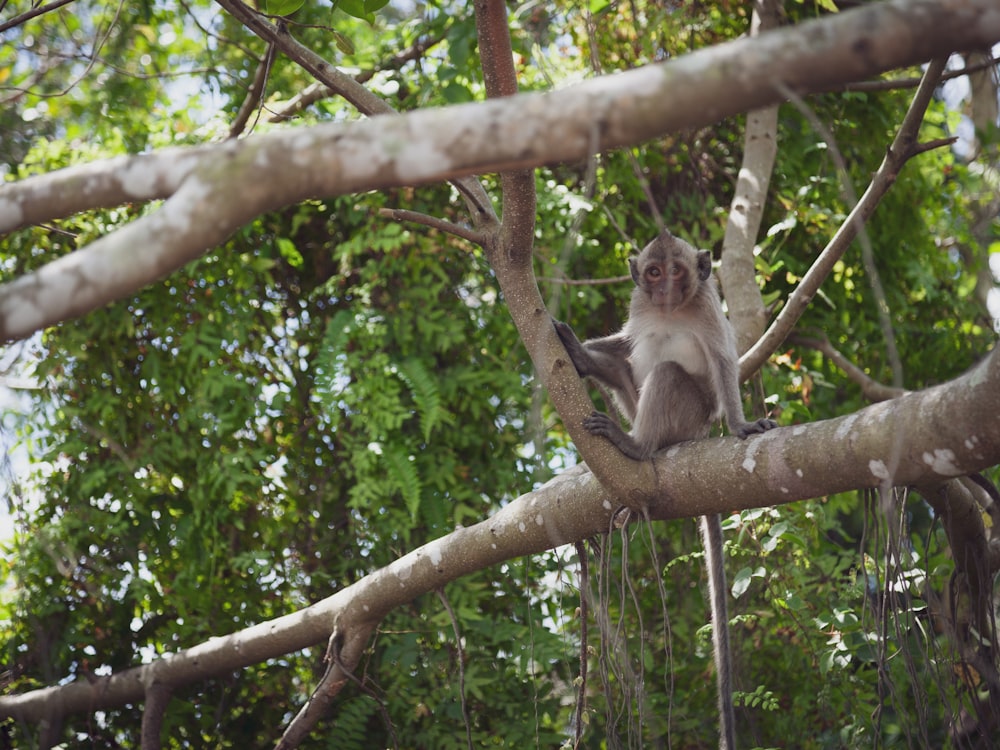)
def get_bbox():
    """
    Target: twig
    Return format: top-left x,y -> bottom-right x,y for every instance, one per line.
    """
573,541 -> 590,749
229,41 -> 276,139
266,31 -> 447,123
828,55 -> 1000,93
538,273 -> 632,286
789,332 -> 906,402
377,208 -> 486,245
215,0 -> 497,228
0,0 -> 76,33
437,589 -> 473,750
